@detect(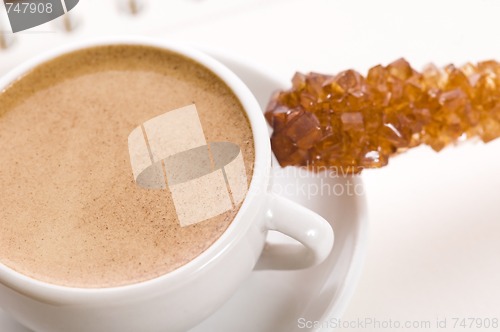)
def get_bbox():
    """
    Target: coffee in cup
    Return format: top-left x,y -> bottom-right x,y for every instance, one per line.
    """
0,44 -> 255,288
